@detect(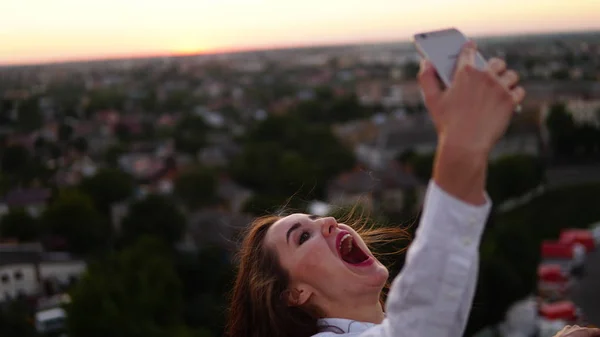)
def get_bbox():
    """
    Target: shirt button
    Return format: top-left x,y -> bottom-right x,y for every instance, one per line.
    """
464,238 -> 472,246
